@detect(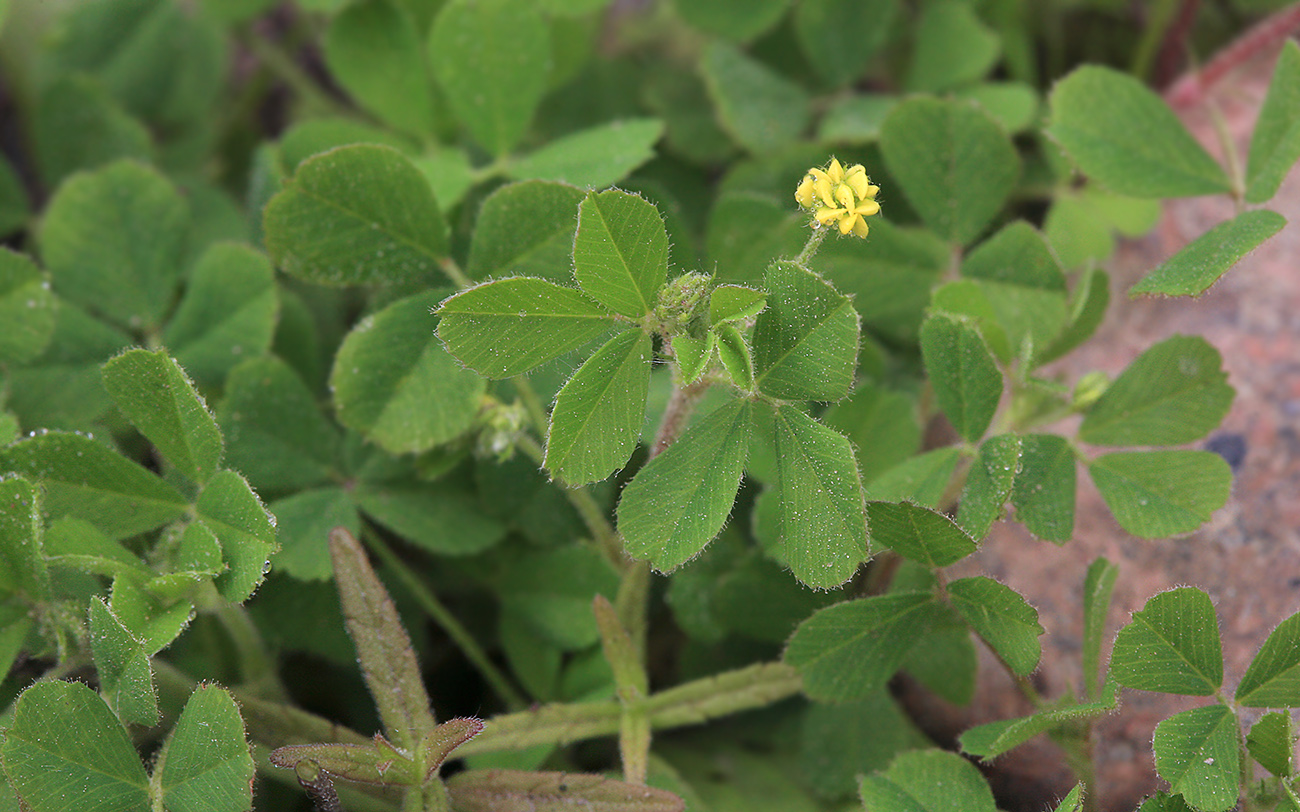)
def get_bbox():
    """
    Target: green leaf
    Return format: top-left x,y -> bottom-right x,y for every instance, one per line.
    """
1082,557 -> 1119,700
510,119 -> 663,189
269,740 -> 419,786
772,405 -> 869,589
906,0 -> 1001,92
573,189 -> 668,318
1246,40 -> 1300,203
1136,792 -> 1196,812
414,149 -> 475,213
1129,210 -> 1286,297
674,0 -> 789,41
0,249 -> 55,364
40,160 -> 187,330
1236,611 -> 1300,707
866,501 -> 976,568
1047,65 -> 1231,197
1053,785 -> 1084,812
1089,450 -> 1231,538
0,153 -> 29,236
0,432 -> 187,540
701,42 -> 811,153
161,242 -> 278,388
711,552 -> 843,643
709,284 -> 766,324
332,290 -> 484,454
1111,587 -> 1222,695
545,329 -> 652,486
195,470 -> 277,603
866,447 -> 961,508
1247,712 -> 1293,776
920,314 -> 1002,442
823,383 -> 922,485
0,477 -> 48,600
793,0 -> 896,87
903,609 -> 978,706
0,681 -> 149,812
109,576 -> 193,654
1152,704 -> 1239,812
818,94 -> 897,143
32,75 -> 152,190
88,597 -> 158,726
881,96 -> 1020,245
1079,335 -> 1233,445
1037,268 -> 1110,366
267,488 -> 359,581
498,546 -> 619,650
277,118 -> 413,172
714,322 -> 754,390
954,82 -> 1041,134
263,144 -> 448,286
753,261 -> 859,402
957,434 -> 1021,539
707,192 -> 805,283
948,576 -> 1042,676
800,692 -> 927,800
218,357 -> 341,493
330,526 -> 437,750
429,0 -> 550,156
858,748 -> 997,812
1011,434 -> 1076,542
44,517 -> 147,579
102,349 -> 223,485
959,684 -> 1118,760
786,593 -> 938,702
619,399 -> 750,572
324,0 -> 435,137
437,278 -> 617,378
466,181 -> 586,283
355,481 -> 506,556
158,685 -> 255,812
670,333 -> 713,384
447,769 -> 684,812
